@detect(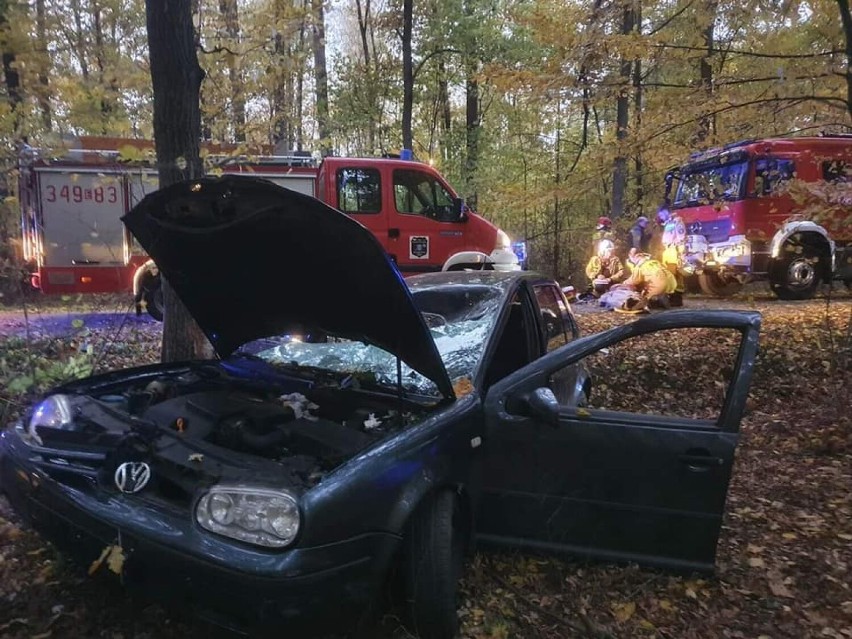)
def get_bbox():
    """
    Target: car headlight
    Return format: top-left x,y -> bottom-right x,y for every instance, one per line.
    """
196,486 -> 300,548
27,394 -> 75,443
495,229 -> 512,250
